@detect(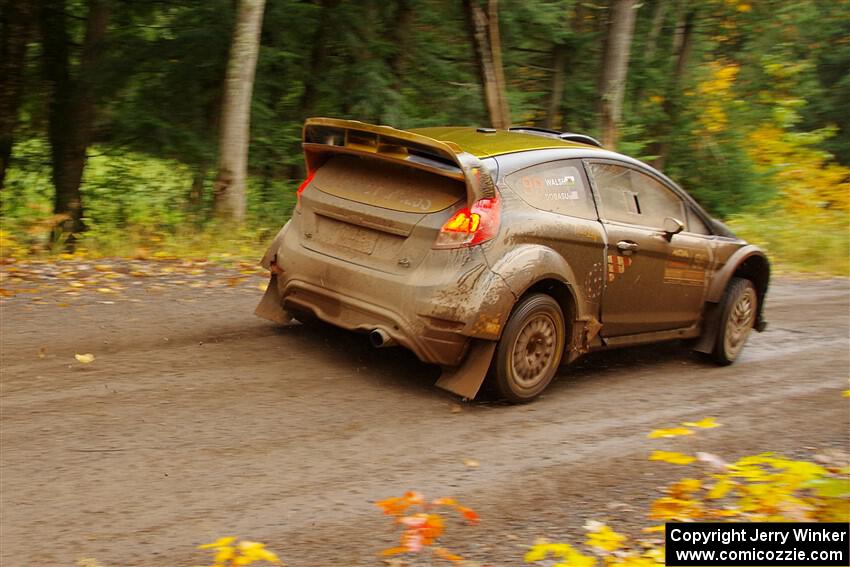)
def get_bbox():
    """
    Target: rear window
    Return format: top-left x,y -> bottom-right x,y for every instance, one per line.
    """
311,154 -> 465,213
505,160 -> 597,220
